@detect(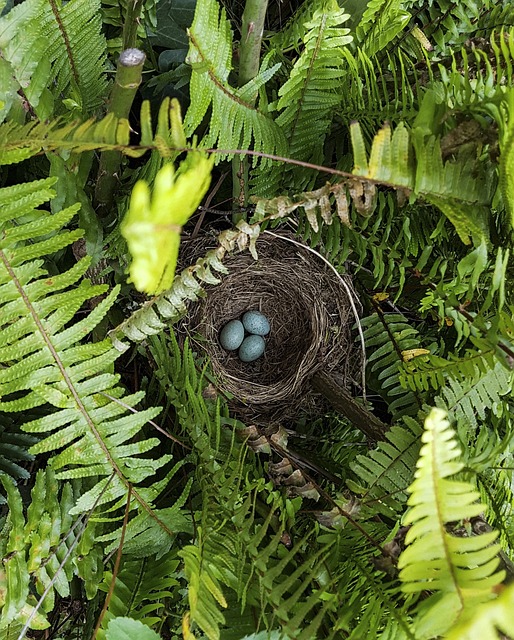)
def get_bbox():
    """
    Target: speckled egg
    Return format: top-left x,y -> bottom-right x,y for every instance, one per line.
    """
238,335 -> 266,362
242,310 -> 270,336
219,319 -> 245,351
